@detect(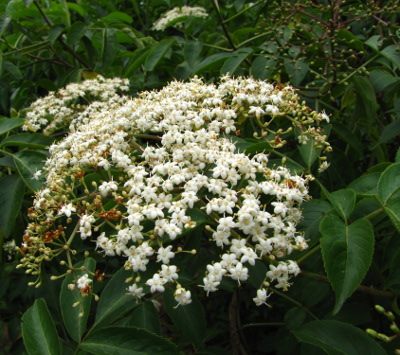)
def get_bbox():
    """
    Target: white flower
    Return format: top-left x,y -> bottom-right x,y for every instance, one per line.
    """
58,203 -> 76,218
153,6 -> 207,31
157,245 -> 175,264
76,274 -> 92,289
146,274 -> 167,293
99,180 -> 118,197
128,284 -> 145,298
202,275 -> 220,295
160,264 -> 179,282
33,170 -> 42,180
228,262 -> 249,284
248,106 -> 265,119
21,75 -> 329,301
321,111 -> 330,123
174,285 -> 192,307
318,161 -> 330,173
79,214 -> 96,239
253,288 -> 271,306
